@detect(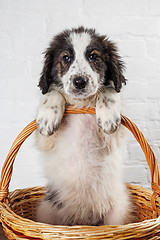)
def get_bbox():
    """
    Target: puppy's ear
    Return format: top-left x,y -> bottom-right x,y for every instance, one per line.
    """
38,49 -> 54,94
104,40 -> 126,92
